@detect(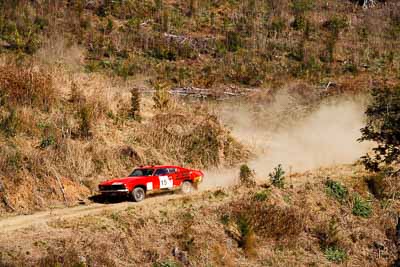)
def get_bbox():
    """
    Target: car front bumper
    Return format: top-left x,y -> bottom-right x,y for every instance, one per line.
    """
99,189 -> 129,194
